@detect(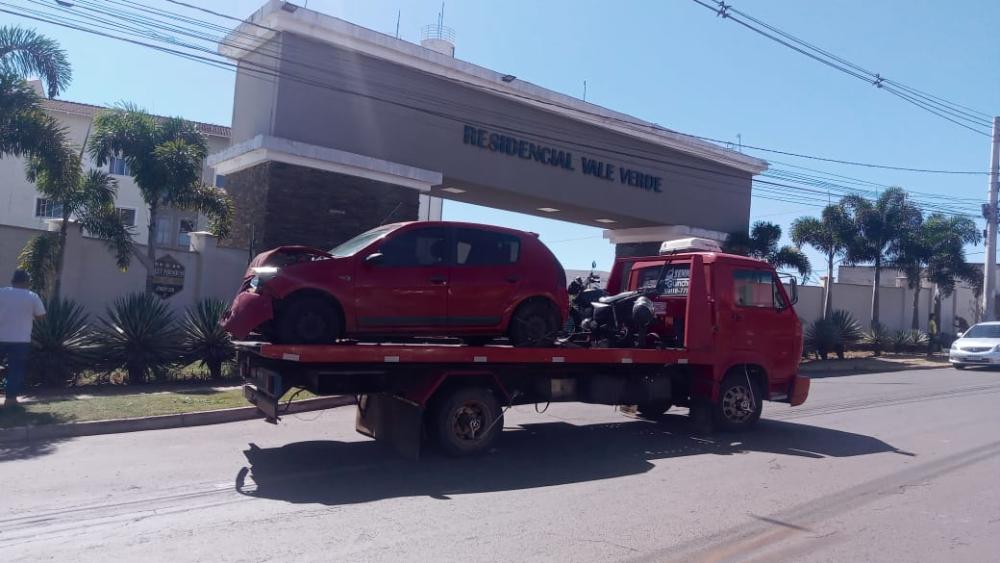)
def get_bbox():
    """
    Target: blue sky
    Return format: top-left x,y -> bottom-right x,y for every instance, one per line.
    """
5,0 -> 998,275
